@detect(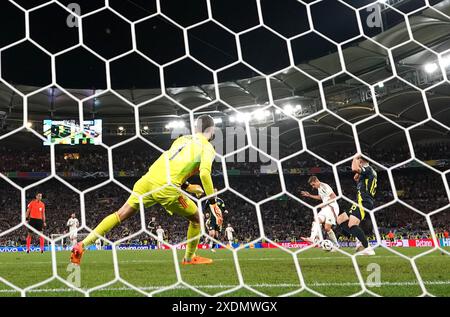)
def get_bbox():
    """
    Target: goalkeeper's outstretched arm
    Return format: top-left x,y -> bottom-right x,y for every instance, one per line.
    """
200,168 -> 214,198
200,171 -> 223,226
199,141 -> 216,198
199,144 -> 223,225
